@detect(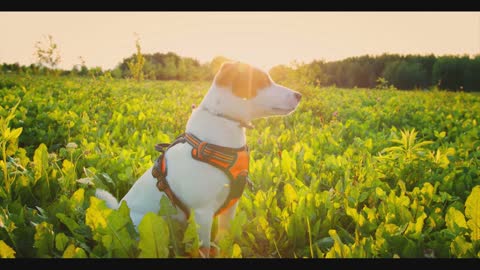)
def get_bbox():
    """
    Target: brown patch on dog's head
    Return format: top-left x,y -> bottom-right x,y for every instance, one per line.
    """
214,62 -> 272,99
